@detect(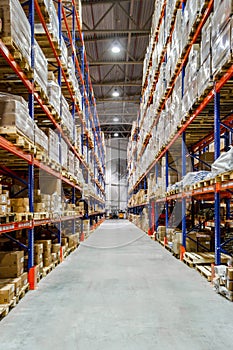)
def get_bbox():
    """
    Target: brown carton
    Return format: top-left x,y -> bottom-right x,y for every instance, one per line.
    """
52,244 -> 60,254
226,280 -> 233,291
20,272 -> 28,288
0,264 -> 24,278
43,257 -> 52,267
0,284 -> 15,304
34,243 -> 43,255
227,267 -> 233,280
37,240 -> 52,250
0,251 -> 24,266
